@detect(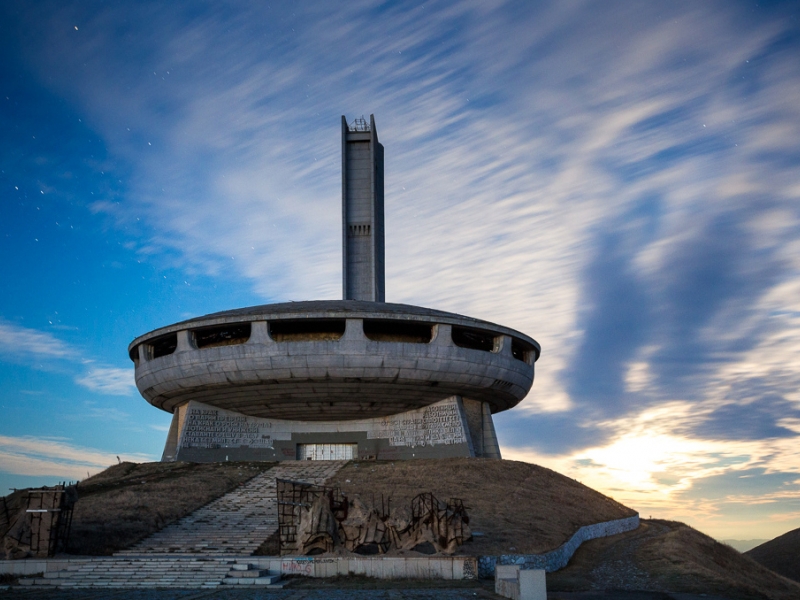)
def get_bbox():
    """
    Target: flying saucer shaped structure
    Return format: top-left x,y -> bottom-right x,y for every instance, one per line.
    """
130,115 -> 540,463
